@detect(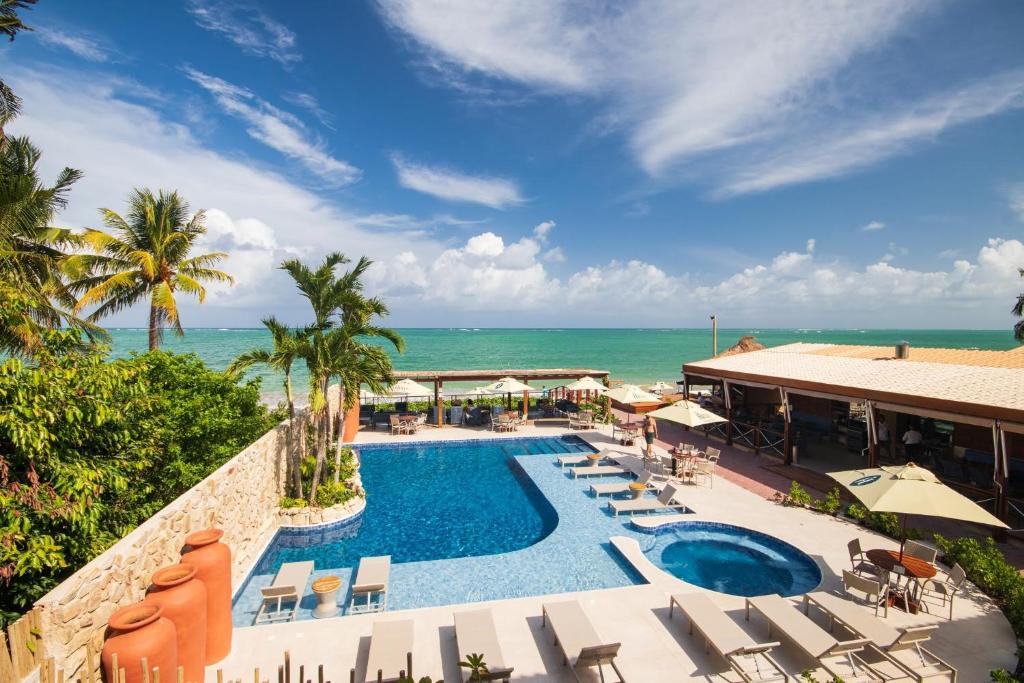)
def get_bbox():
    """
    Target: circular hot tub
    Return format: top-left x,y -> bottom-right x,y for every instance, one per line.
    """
641,522 -> 821,597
